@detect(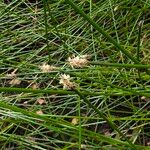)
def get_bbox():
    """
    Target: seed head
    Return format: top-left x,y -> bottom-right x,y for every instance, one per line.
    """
9,78 -> 21,85
59,74 -> 76,90
39,63 -> 57,72
67,55 -> 89,68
